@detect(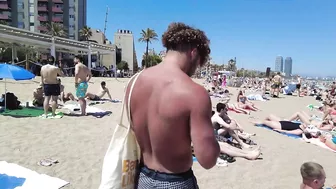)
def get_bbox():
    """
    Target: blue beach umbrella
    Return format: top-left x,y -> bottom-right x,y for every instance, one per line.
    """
0,63 -> 35,110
